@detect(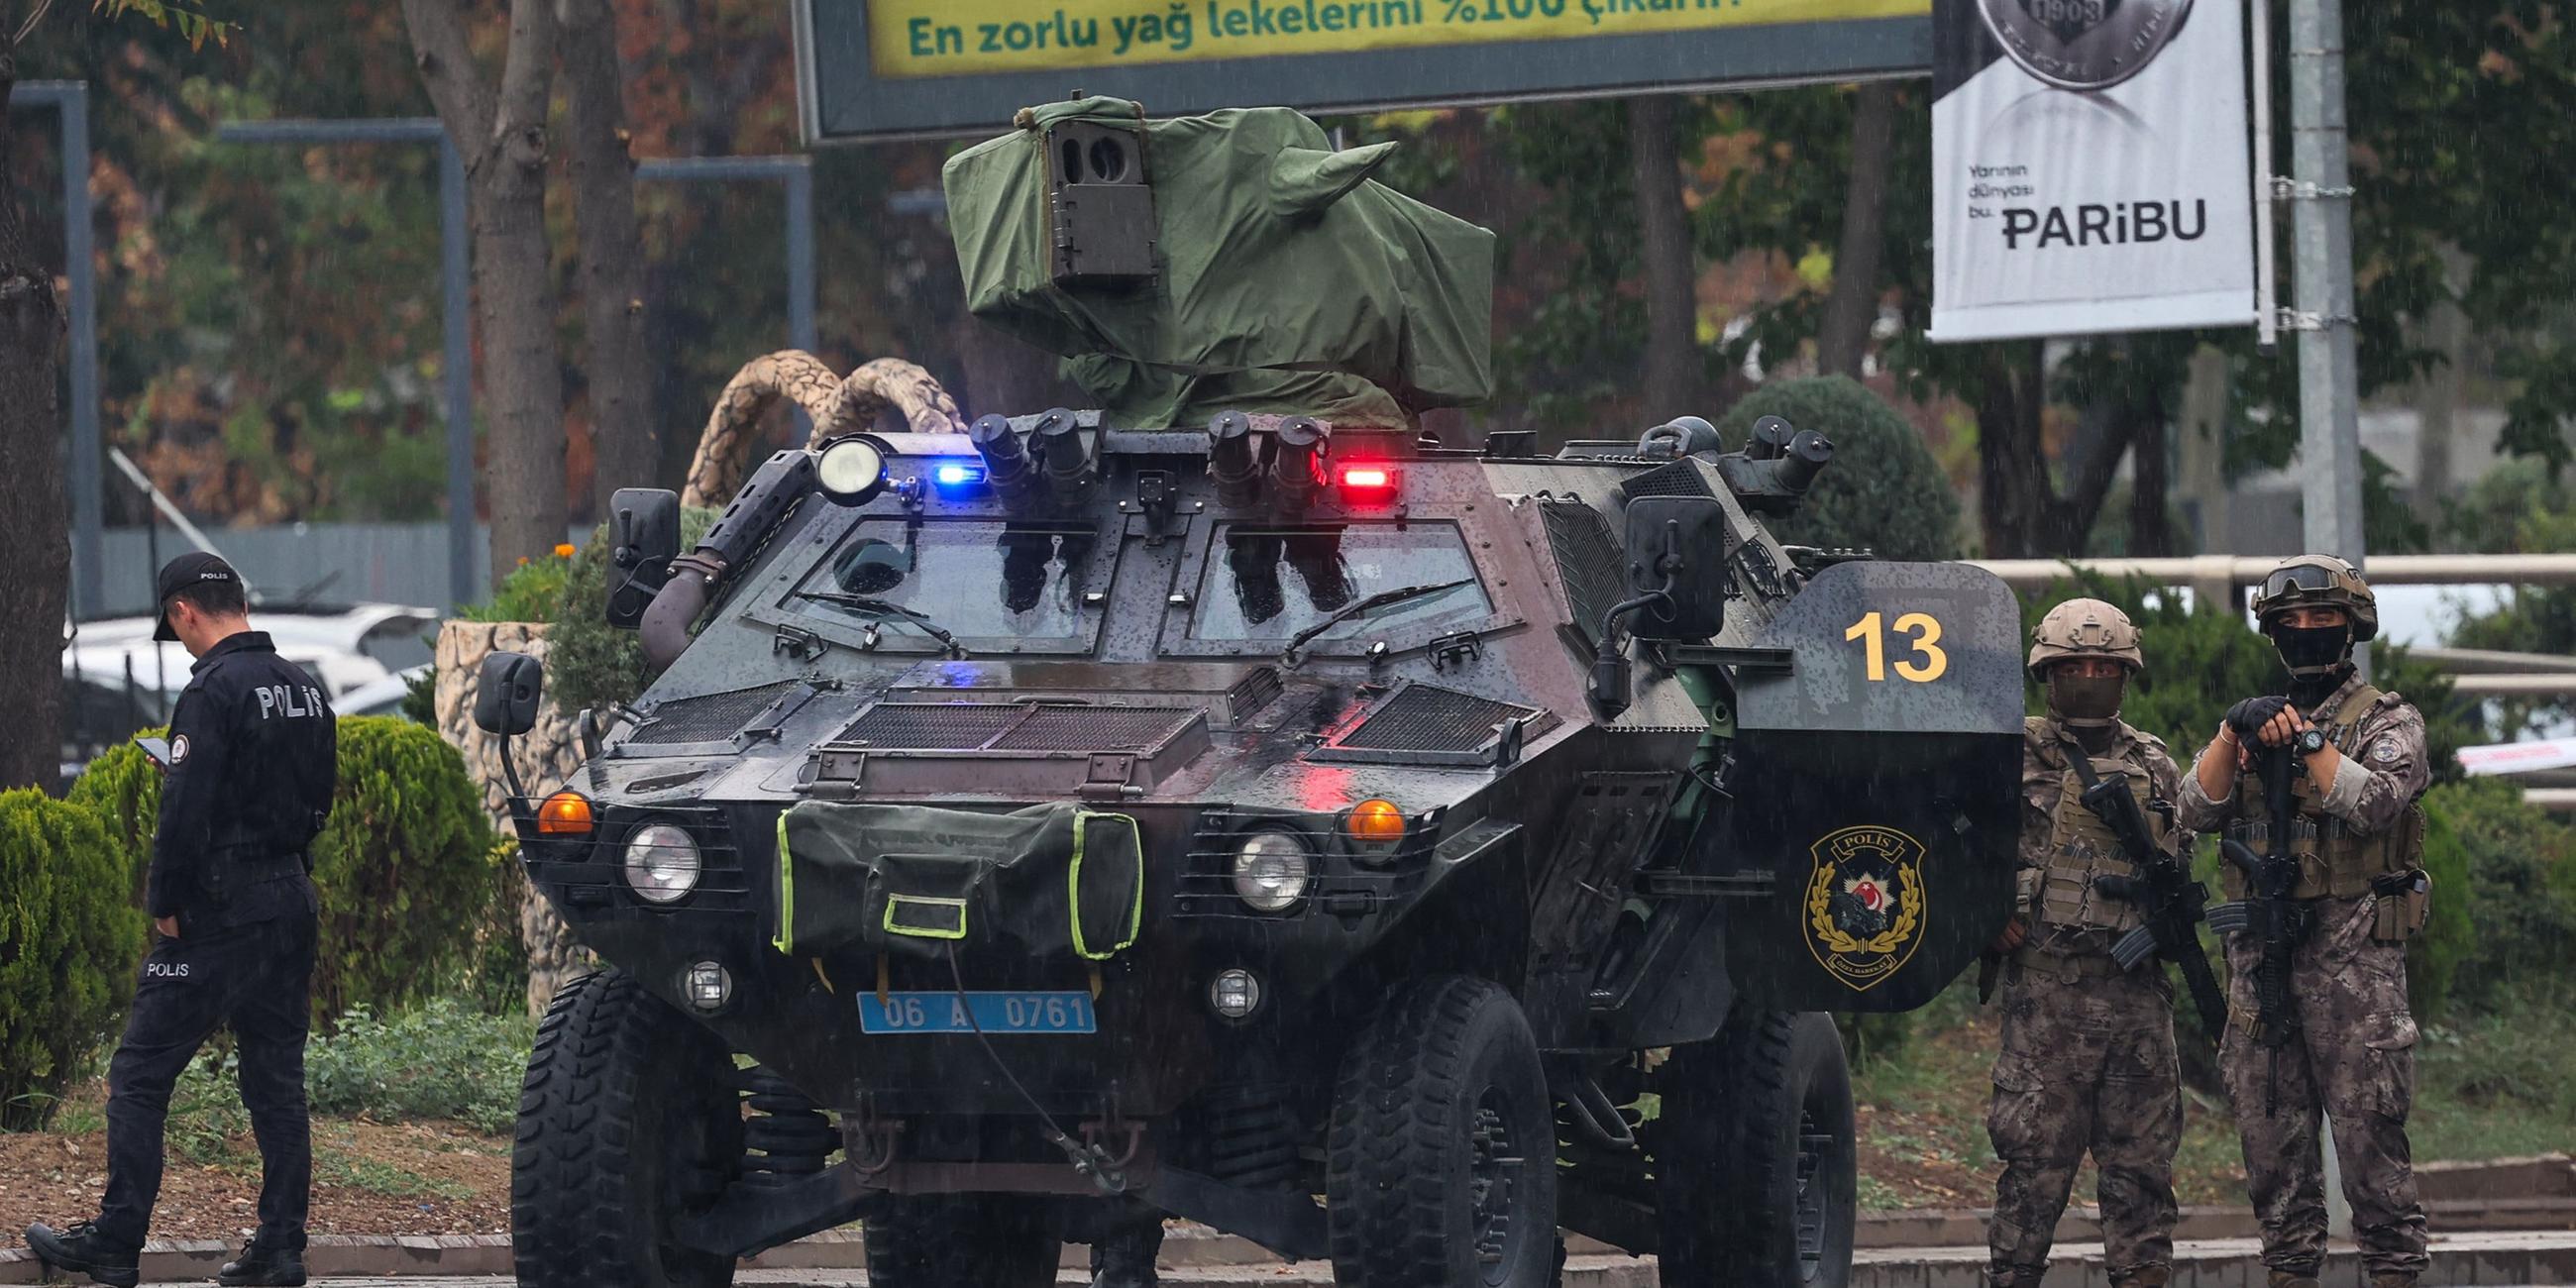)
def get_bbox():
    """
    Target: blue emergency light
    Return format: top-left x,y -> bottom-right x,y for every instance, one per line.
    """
932,463 -> 987,488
